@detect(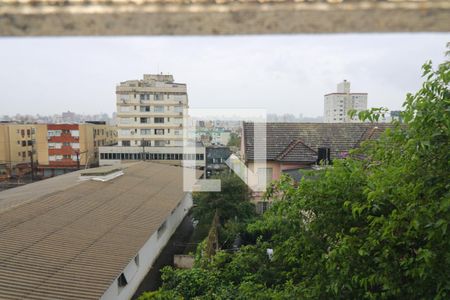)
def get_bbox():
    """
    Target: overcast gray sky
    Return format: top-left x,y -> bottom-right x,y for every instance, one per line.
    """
0,34 -> 448,117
